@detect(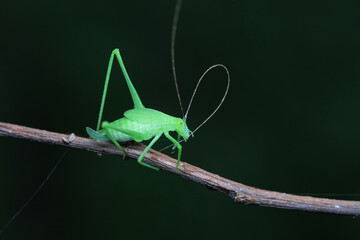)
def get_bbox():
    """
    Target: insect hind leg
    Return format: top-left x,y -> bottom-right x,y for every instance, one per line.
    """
96,49 -> 145,132
102,127 -> 127,160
